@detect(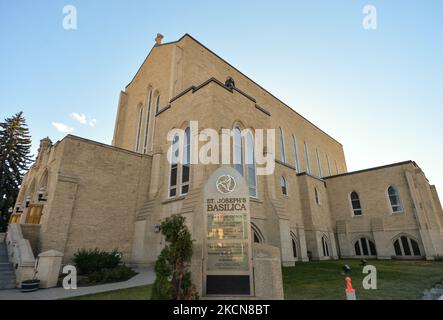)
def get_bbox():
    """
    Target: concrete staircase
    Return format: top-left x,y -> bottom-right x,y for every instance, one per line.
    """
0,242 -> 16,289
